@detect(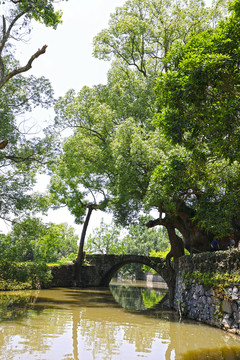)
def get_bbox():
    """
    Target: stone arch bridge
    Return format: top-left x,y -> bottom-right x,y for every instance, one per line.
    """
79,254 -> 171,288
